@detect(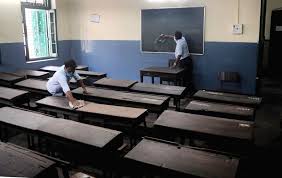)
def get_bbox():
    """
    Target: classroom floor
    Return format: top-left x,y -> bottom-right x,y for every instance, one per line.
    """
8,81 -> 281,178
